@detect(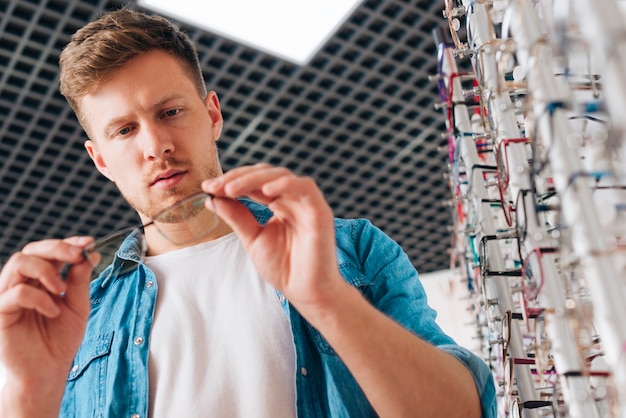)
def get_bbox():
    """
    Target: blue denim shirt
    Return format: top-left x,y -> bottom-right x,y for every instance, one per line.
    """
60,200 -> 496,417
